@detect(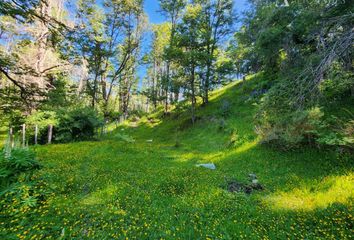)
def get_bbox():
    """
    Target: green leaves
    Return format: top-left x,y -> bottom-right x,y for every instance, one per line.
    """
26,111 -> 58,129
0,147 -> 40,188
21,196 -> 38,208
55,107 -> 103,142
